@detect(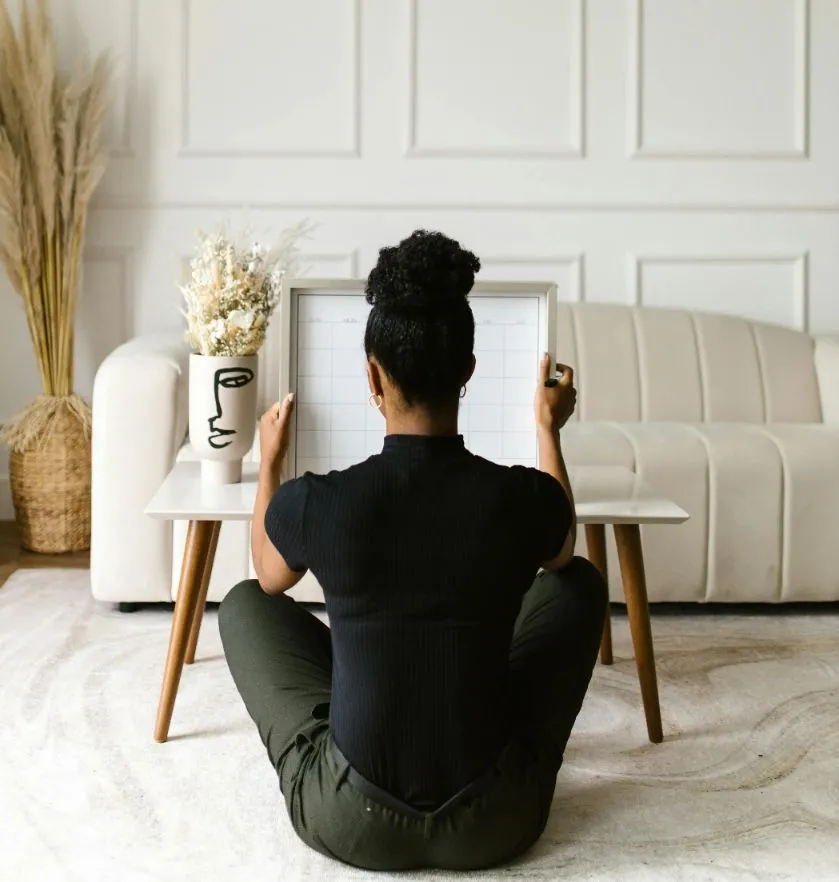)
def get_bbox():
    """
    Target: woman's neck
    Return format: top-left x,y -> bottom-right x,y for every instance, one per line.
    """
385,406 -> 460,438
